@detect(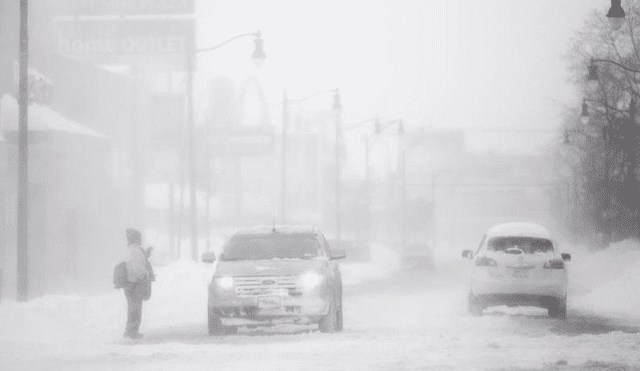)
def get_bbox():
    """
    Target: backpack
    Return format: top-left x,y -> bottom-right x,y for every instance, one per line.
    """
113,262 -> 129,289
